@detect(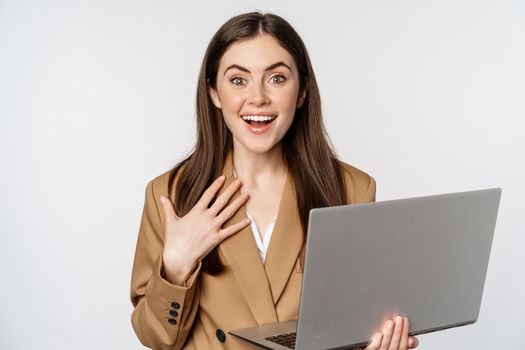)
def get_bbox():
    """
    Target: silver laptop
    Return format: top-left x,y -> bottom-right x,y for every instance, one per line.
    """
229,188 -> 502,350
